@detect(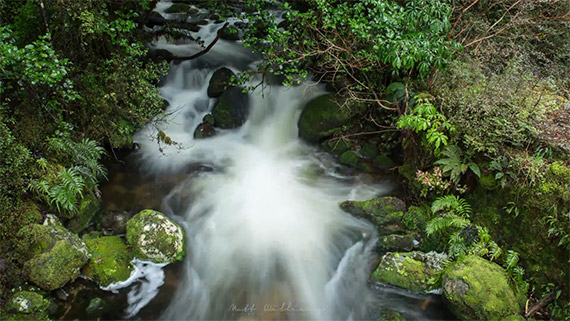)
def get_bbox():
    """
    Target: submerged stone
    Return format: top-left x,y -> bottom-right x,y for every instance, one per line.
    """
126,209 -> 185,263
442,255 -> 524,321
212,87 -> 249,129
372,251 -> 448,292
82,236 -> 134,287
297,94 -> 363,143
